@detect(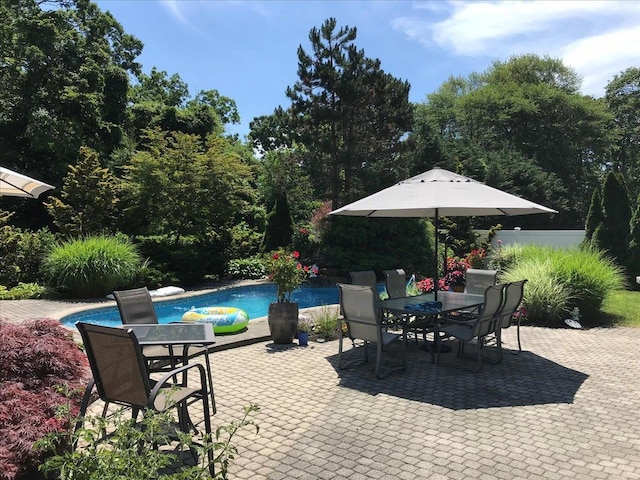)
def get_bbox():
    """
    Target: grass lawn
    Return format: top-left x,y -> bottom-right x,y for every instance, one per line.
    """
601,290 -> 640,327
